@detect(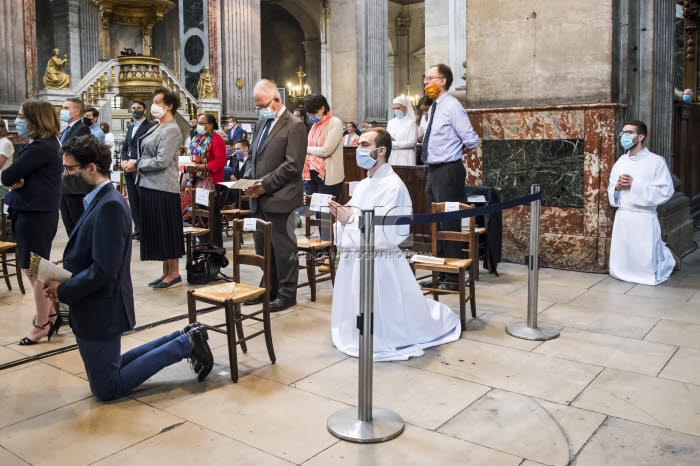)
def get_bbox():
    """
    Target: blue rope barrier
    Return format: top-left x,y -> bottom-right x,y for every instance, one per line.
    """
377,192 -> 542,226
